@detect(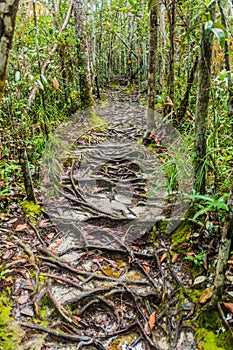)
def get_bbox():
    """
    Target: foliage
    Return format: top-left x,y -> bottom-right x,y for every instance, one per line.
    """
0,294 -> 23,350
184,190 -> 229,220
184,250 -> 207,266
